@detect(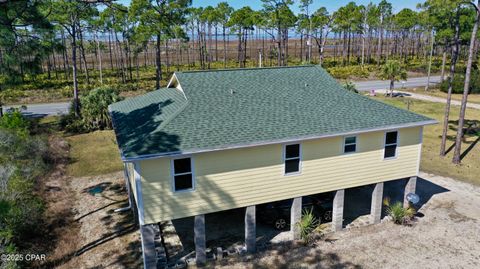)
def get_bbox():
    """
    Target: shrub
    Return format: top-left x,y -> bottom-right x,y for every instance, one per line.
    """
60,87 -> 123,133
59,105 -> 86,134
296,207 -> 320,244
343,81 -> 358,93
0,127 -> 48,268
80,87 -> 123,131
439,70 -> 480,94
383,197 -> 415,225
327,65 -> 372,79
0,109 -> 30,137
